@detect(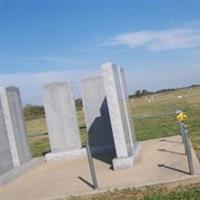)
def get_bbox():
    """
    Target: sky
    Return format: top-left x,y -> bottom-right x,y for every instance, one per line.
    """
1,1 -> 200,105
